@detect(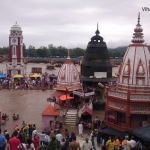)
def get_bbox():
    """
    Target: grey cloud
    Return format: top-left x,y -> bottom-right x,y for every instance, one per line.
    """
0,0 -> 150,48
